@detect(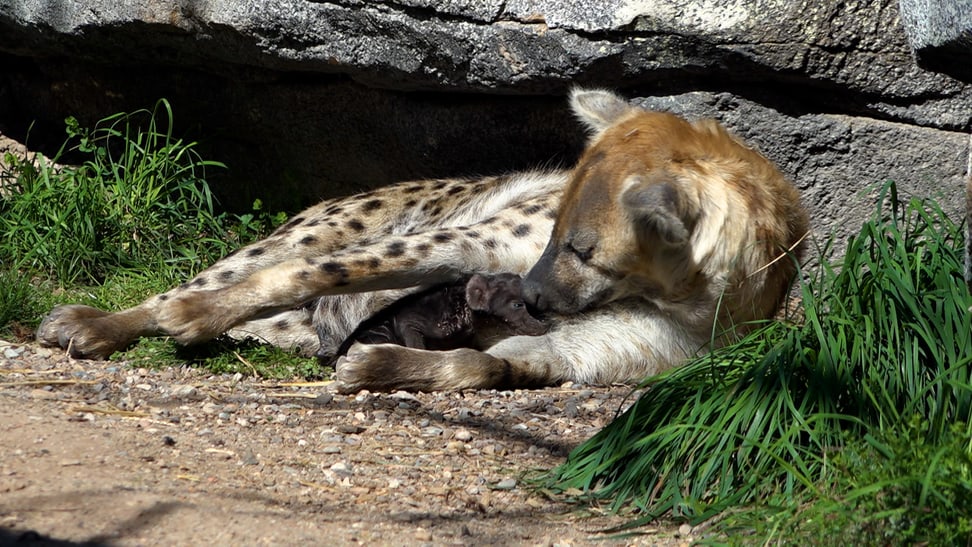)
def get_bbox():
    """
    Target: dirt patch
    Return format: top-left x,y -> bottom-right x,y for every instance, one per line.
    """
0,339 -> 688,546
